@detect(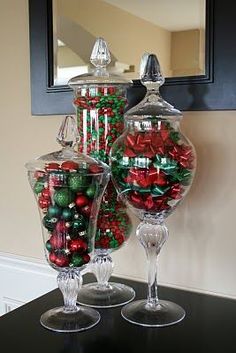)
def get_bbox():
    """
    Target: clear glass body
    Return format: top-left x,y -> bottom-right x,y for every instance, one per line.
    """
25,116 -> 110,332
68,38 -> 135,308
110,54 -> 196,326
28,157 -> 109,271
111,118 -> 196,222
73,85 -> 132,253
